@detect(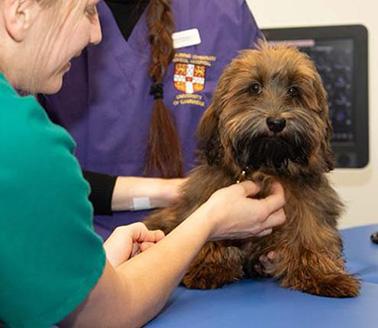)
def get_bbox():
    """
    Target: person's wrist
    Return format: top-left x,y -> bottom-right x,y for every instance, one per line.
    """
112,177 -> 159,211
150,178 -> 181,208
191,200 -> 220,241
